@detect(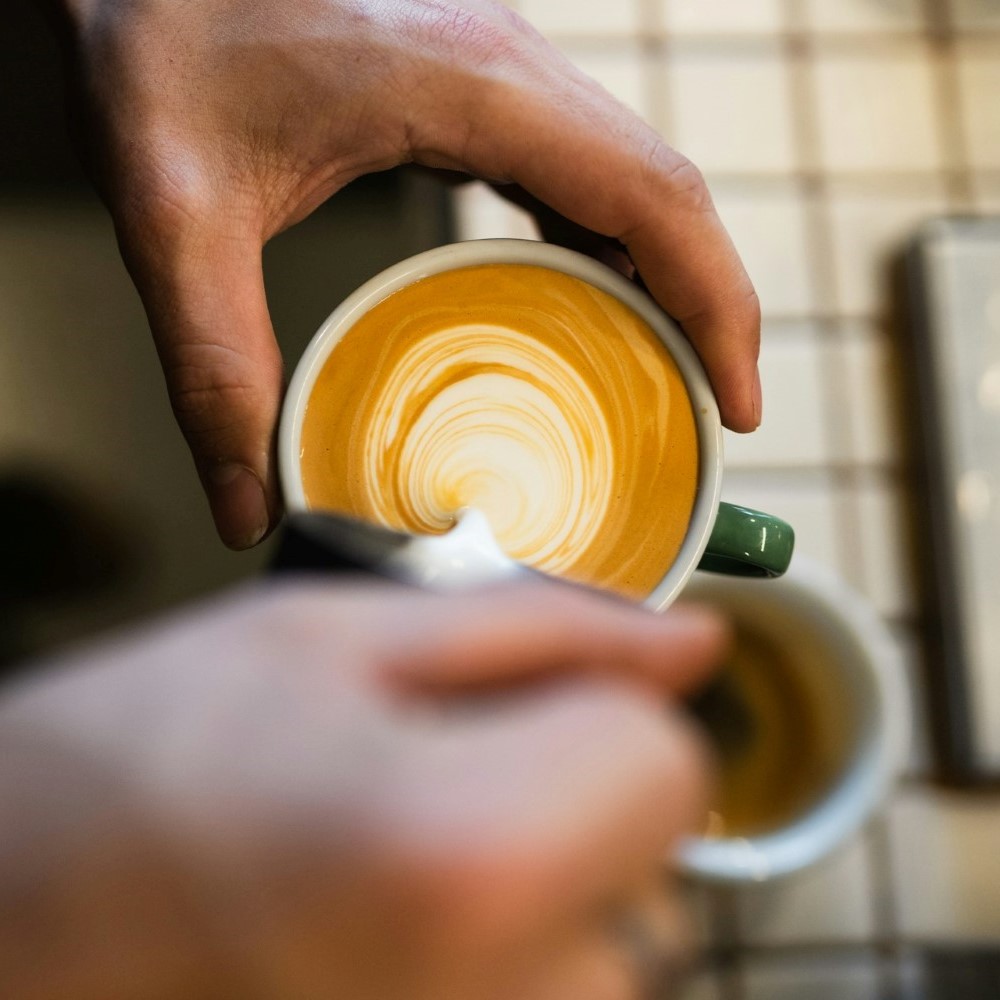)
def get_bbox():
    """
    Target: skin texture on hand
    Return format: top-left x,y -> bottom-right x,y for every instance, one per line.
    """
56,0 -> 761,550
0,580 -> 725,1000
